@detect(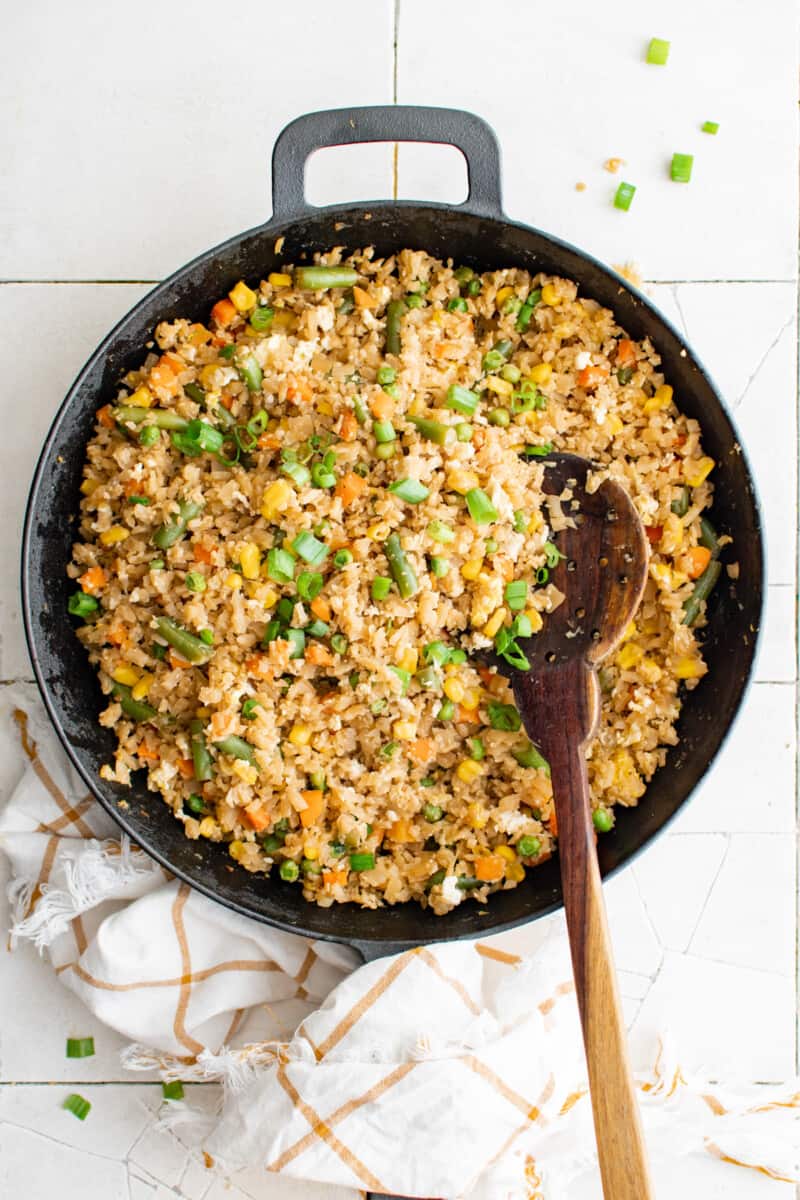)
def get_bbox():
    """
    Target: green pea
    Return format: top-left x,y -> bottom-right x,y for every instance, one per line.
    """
592,807 -> 615,833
